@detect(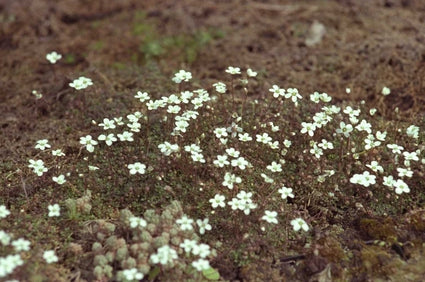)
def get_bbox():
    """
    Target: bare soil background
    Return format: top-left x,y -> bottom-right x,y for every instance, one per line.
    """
1,0 -> 425,281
